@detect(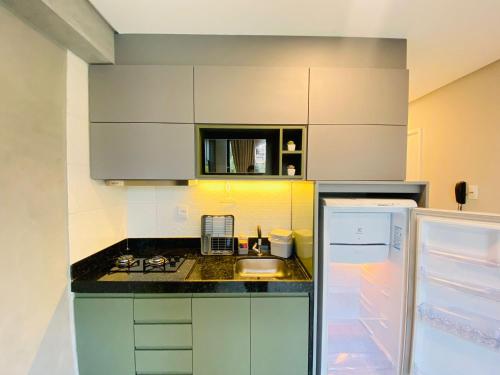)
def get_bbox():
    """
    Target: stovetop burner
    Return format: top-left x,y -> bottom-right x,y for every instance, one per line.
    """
116,254 -> 139,268
145,255 -> 168,267
110,255 -> 186,273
